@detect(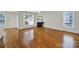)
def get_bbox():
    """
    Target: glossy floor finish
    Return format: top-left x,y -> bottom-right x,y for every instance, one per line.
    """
0,27 -> 79,48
